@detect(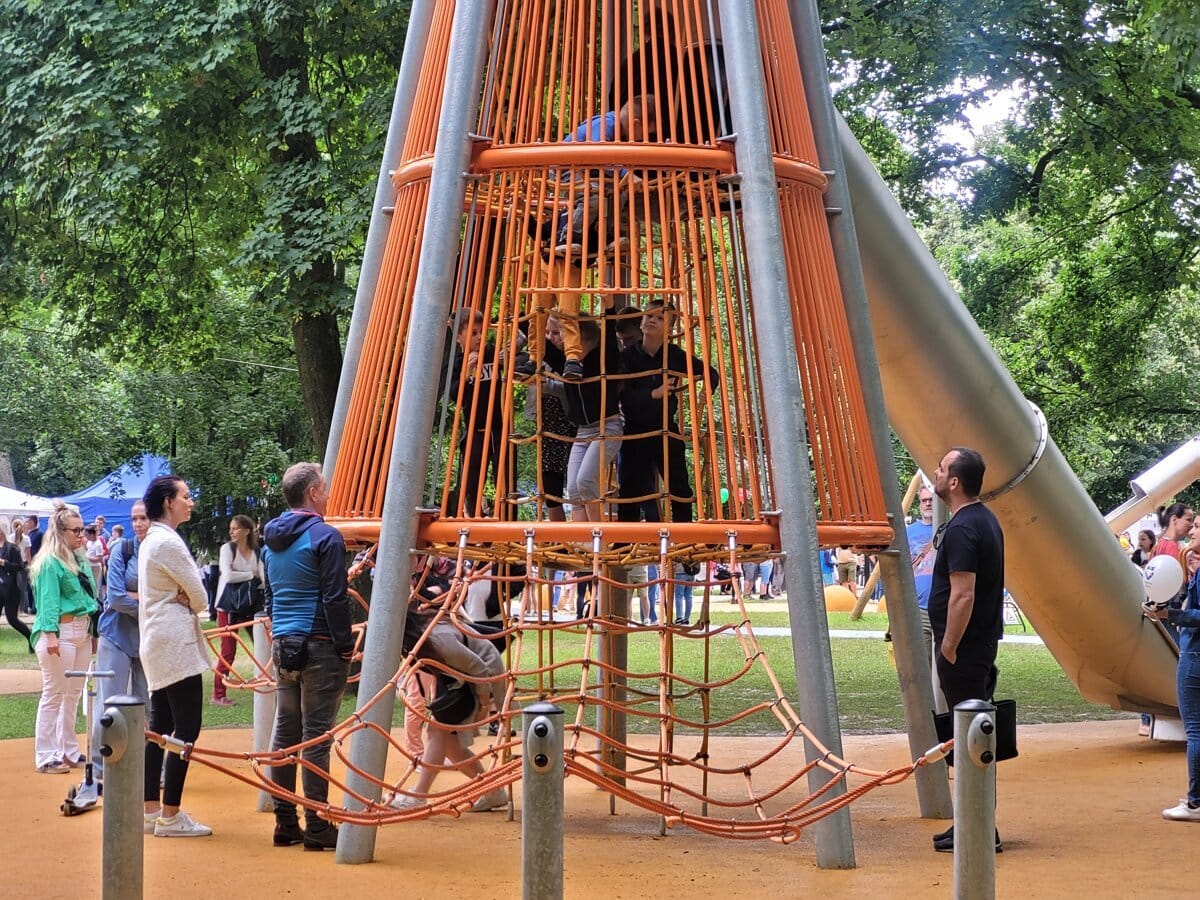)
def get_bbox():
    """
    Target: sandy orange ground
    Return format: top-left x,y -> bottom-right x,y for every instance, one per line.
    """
3,718 -> 1193,899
